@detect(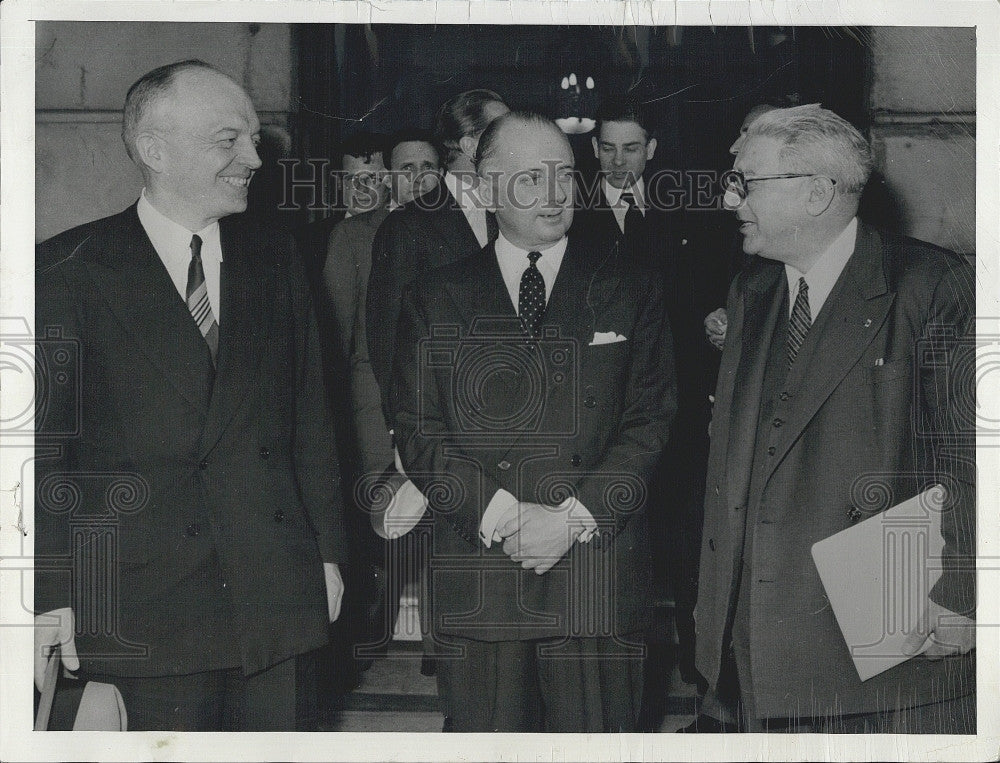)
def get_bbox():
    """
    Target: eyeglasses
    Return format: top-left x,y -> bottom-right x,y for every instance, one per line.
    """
720,169 -> 835,209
